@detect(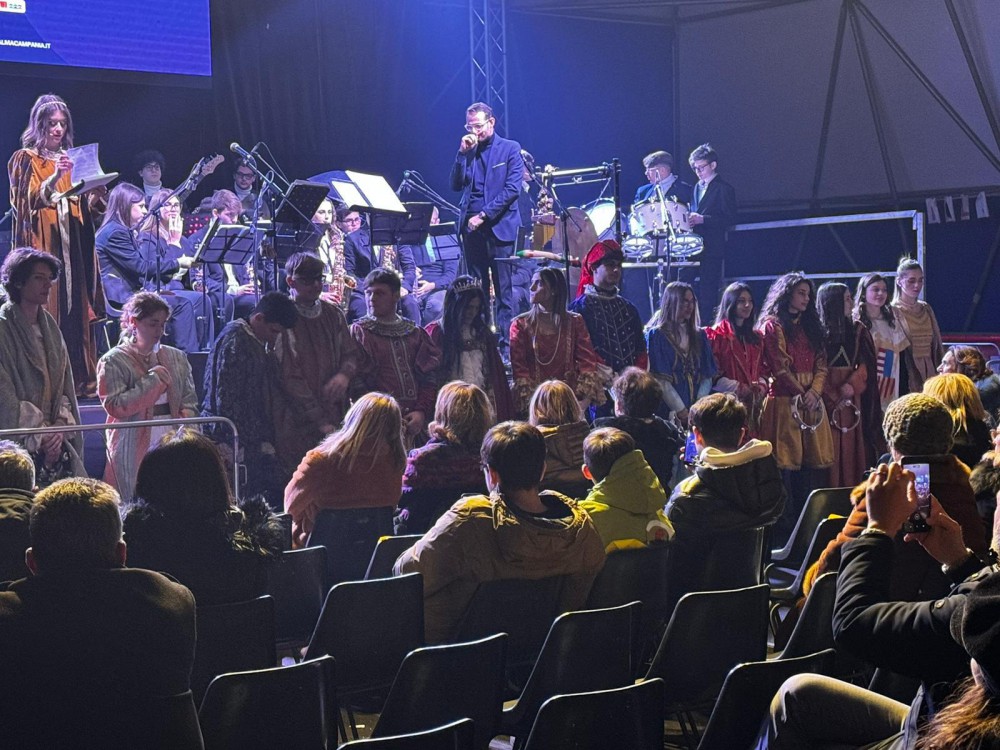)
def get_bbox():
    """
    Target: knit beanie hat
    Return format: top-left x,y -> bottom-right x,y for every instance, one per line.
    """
882,393 -> 954,456
950,572 -> 1000,695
